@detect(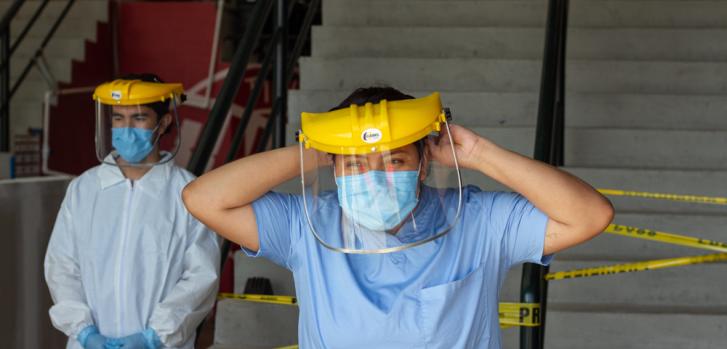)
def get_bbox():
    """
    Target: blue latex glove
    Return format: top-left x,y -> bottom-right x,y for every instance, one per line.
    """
77,325 -> 118,349
114,329 -> 161,349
